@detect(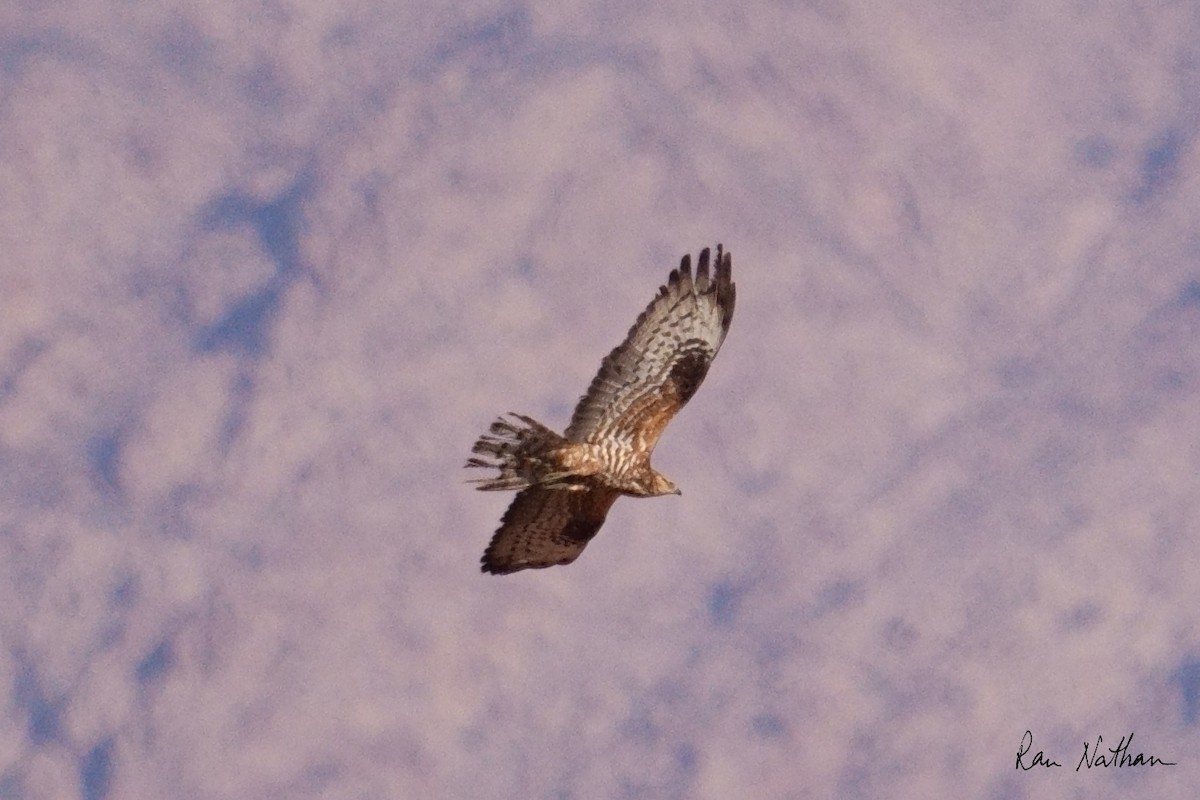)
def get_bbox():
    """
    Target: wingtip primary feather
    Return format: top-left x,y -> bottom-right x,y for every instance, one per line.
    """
651,243 -> 732,319
667,252 -> 690,295
714,244 -> 735,331
696,246 -> 712,288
